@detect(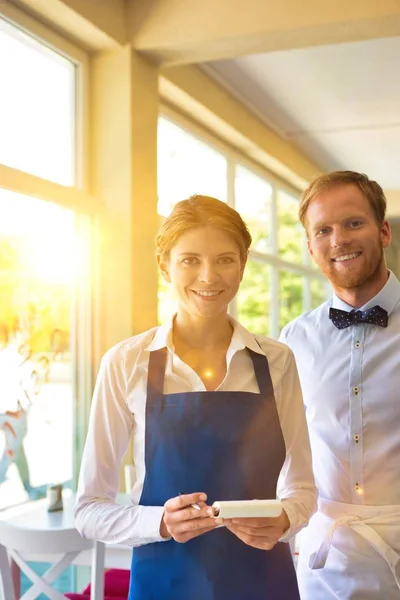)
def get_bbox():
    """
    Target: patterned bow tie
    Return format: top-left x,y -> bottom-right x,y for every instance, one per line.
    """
329,305 -> 388,330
